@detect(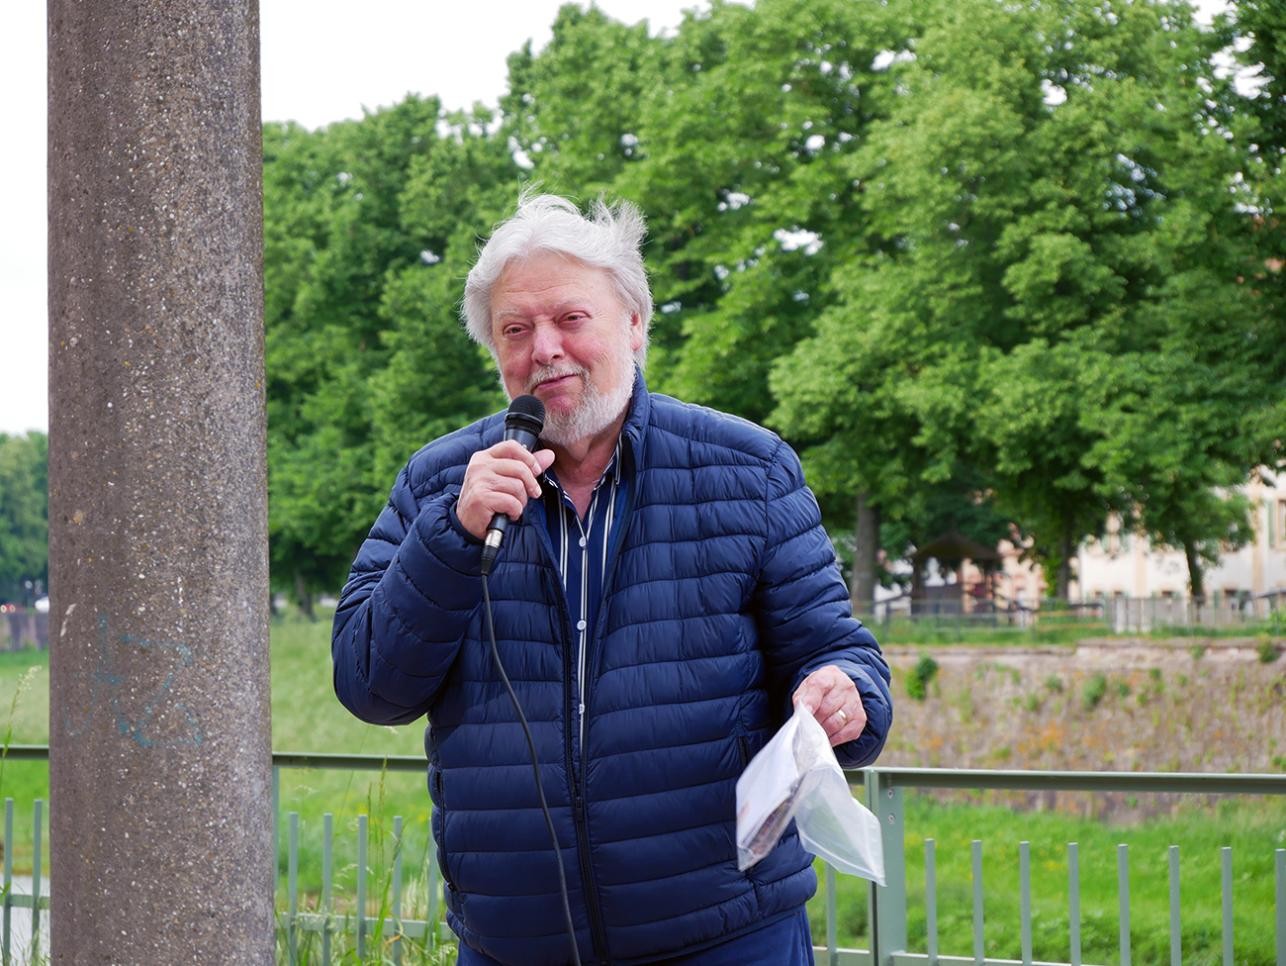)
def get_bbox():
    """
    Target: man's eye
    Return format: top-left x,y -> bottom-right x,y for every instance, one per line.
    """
503,325 -> 526,337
